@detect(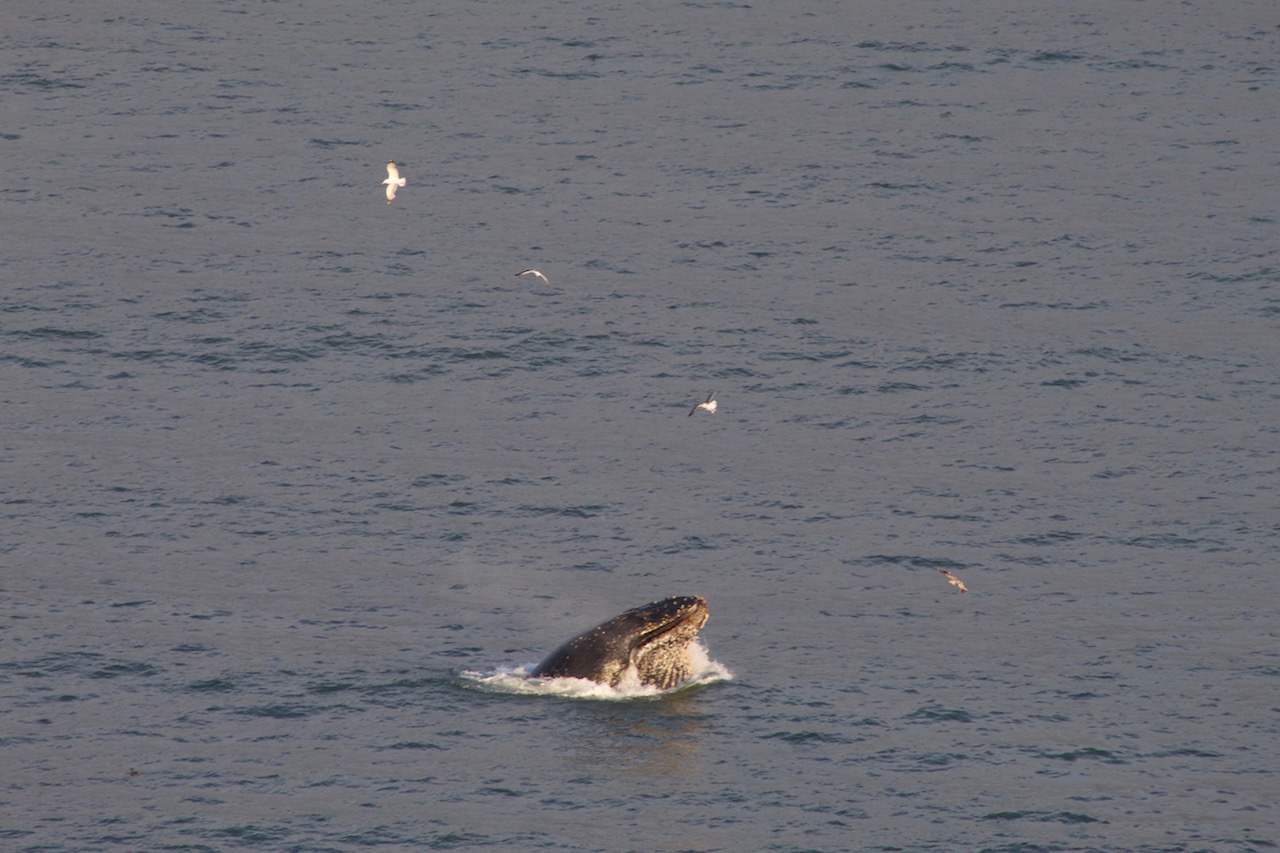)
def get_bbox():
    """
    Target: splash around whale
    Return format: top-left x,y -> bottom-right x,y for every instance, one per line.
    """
461,596 -> 732,700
